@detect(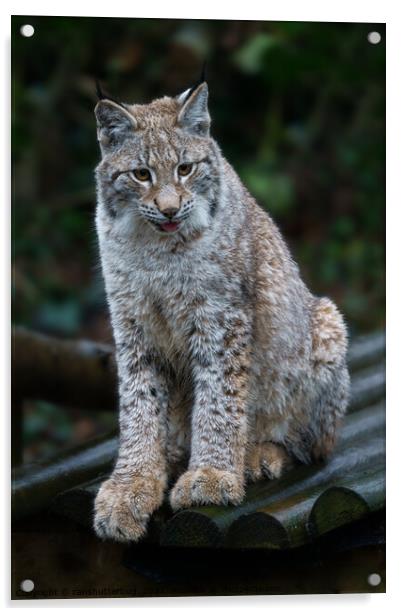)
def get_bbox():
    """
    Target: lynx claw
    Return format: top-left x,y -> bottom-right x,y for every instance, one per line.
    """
169,467 -> 244,511
93,474 -> 166,543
